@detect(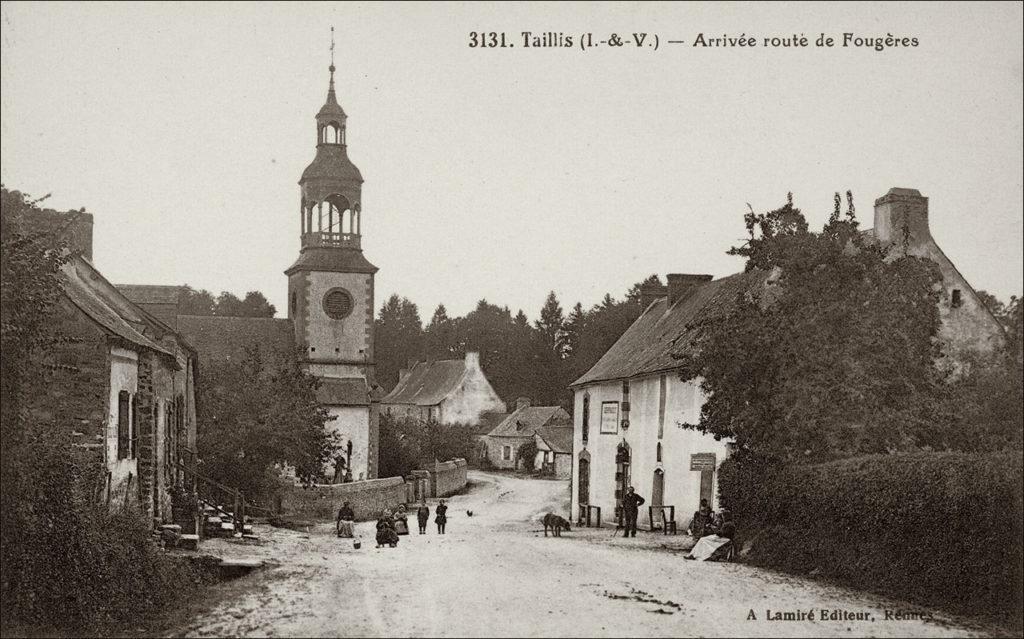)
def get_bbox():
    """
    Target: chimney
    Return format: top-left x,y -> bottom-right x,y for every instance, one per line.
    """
666,273 -> 713,306
639,283 -> 669,309
515,397 -> 531,411
465,351 -> 480,369
874,188 -> 930,247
